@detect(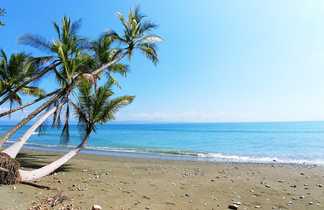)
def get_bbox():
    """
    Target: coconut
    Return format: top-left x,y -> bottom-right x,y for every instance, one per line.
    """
0,152 -> 21,185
